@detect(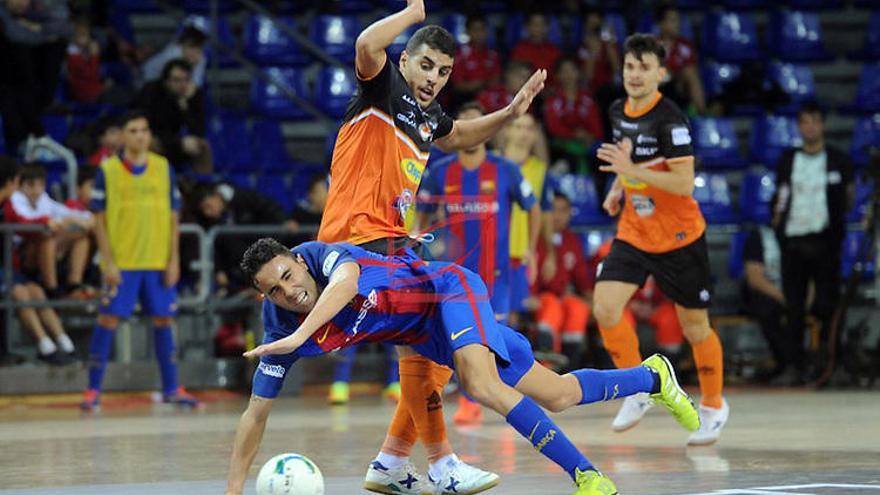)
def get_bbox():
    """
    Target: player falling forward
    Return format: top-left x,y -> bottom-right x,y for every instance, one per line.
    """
235,237 -> 700,495
594,34 -> 728,445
